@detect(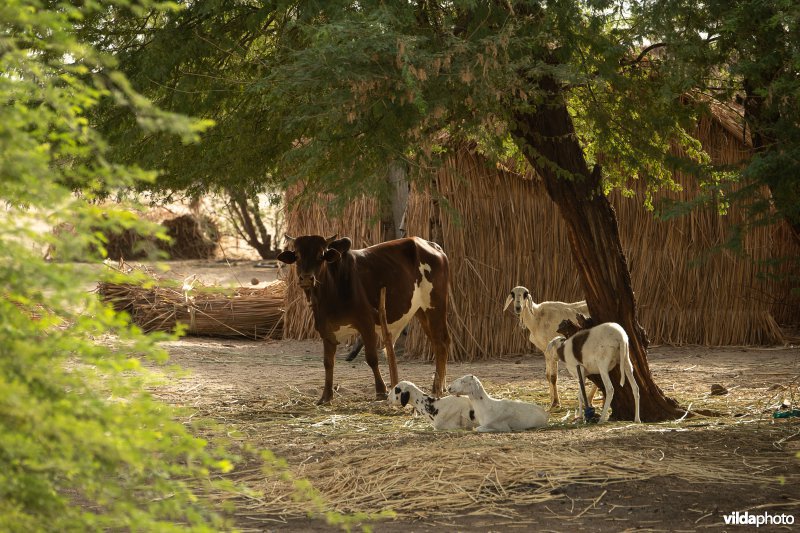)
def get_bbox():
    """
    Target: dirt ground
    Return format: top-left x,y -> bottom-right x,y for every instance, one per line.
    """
142,261 -> 800,532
